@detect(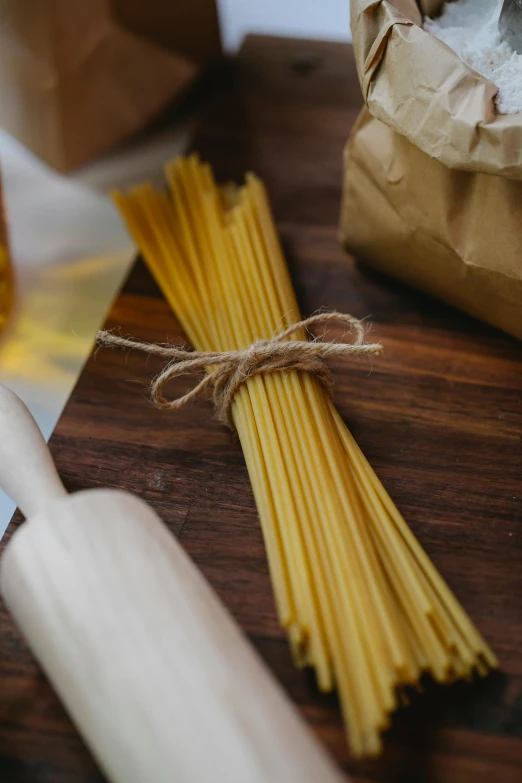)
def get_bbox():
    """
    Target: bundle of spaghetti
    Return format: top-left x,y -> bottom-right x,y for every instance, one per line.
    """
110,154 -> 496,757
